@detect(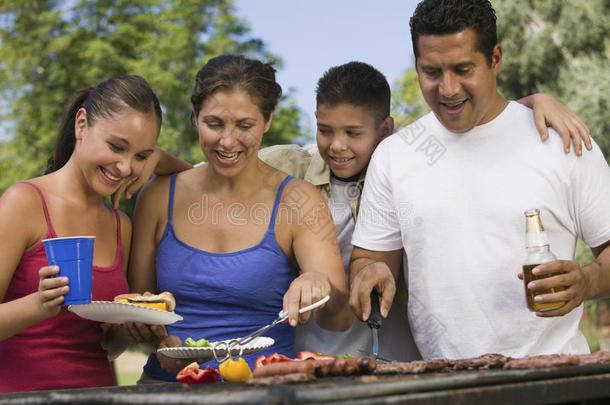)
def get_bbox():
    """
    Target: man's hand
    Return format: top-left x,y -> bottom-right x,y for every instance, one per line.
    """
518,259 -> 587,317
349,261 -> 396,322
